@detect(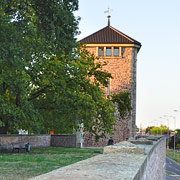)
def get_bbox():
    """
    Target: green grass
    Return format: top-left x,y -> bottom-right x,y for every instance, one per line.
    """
166,170 -> 177,175
0,147 -> 103,180
166,149 -> 180,164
